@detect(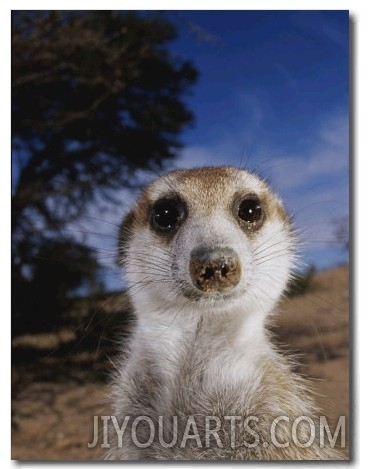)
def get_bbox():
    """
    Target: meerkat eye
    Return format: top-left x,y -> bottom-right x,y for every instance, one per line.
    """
150,198 -> 185,233
238,198 -> 262,224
